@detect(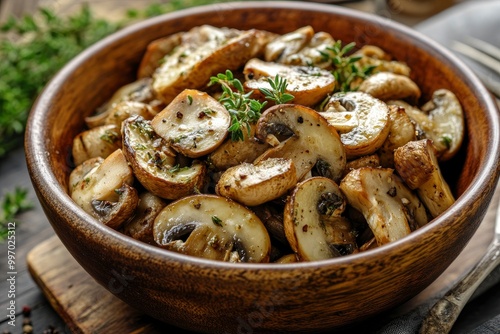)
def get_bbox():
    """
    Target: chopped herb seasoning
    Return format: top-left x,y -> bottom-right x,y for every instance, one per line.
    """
212,215 -> 223,226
